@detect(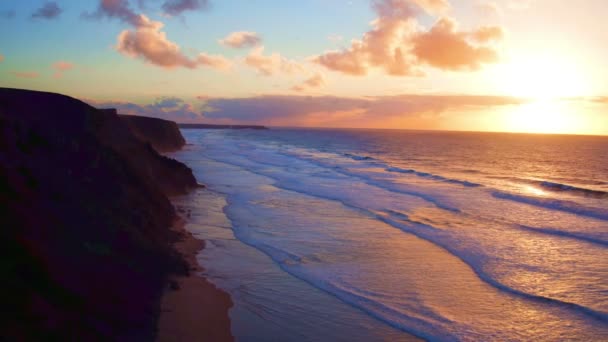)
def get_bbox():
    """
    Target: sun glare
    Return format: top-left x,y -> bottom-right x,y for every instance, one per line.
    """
500,55 -> 589,100
503,99 -> 583,134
